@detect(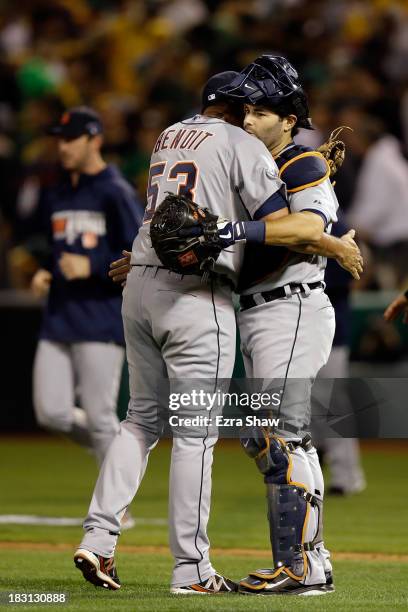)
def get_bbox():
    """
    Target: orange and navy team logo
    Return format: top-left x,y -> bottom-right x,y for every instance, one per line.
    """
61,112 -> 70,125
51,210 -> 106,244
178,250 -> 198,267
